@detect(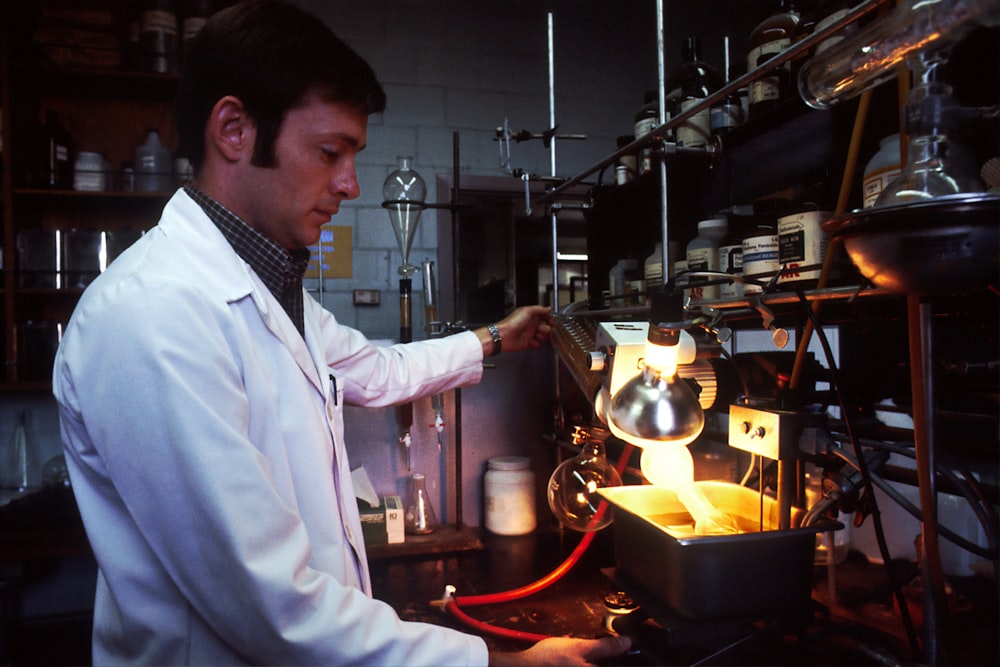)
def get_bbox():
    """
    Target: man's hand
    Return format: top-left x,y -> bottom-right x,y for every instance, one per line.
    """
476,305 -> 554,357
490,635 -> 633,667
